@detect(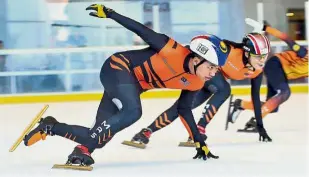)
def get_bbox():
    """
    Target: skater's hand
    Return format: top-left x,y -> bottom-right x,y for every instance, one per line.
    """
245,18 -> 266,33
193,142 -> 219,161
257,126 -> 272,142
86,4 -> 114,18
